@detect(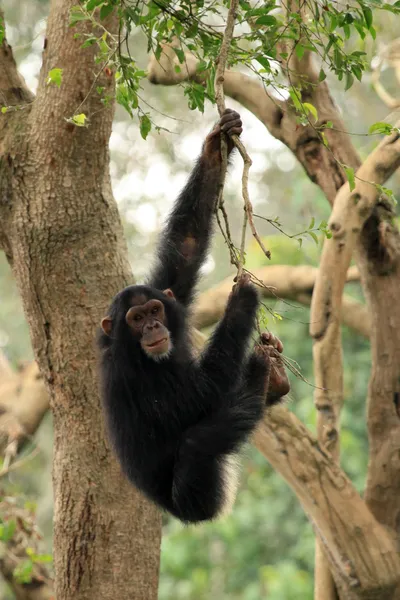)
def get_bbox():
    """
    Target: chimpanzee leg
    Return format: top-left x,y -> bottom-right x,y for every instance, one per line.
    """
171,393 -> 264,523
148,110 -> 242,306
